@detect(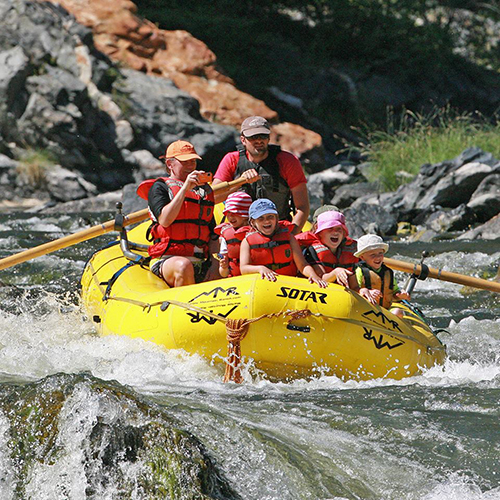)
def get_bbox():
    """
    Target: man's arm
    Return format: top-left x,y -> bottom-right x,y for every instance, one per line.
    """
213,152 -> 260,202
290,183 -> 309,234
